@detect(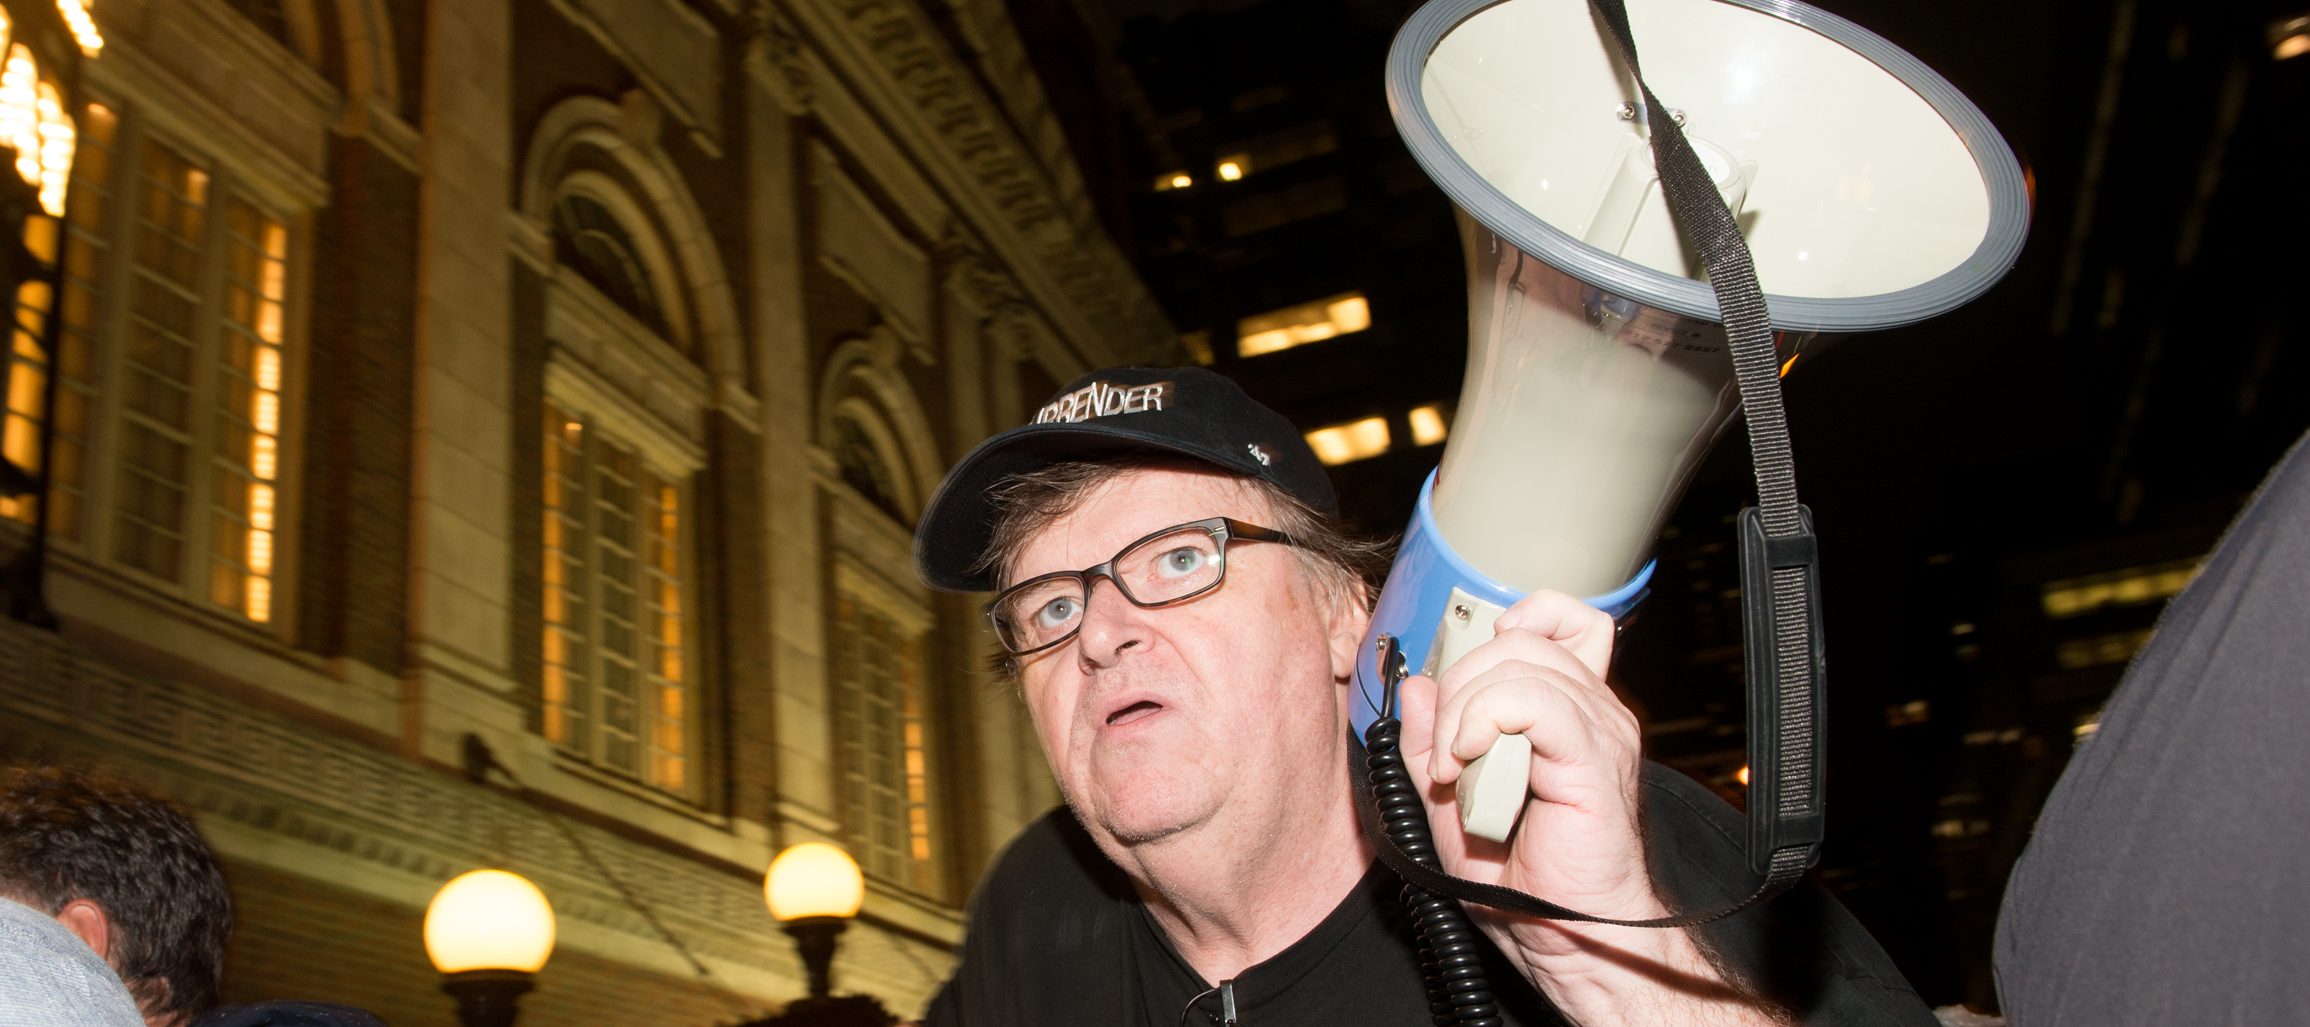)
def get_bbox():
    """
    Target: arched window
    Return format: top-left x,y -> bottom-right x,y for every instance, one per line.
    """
222,0 -> 295,48
521,98 -> 725,802
550,192 -> 675,344
832,414 -> 904,522
819,368 -> 943,898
